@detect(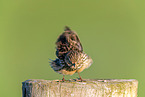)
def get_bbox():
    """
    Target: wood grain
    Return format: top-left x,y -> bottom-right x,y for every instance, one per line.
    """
22,79 -> 138,97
